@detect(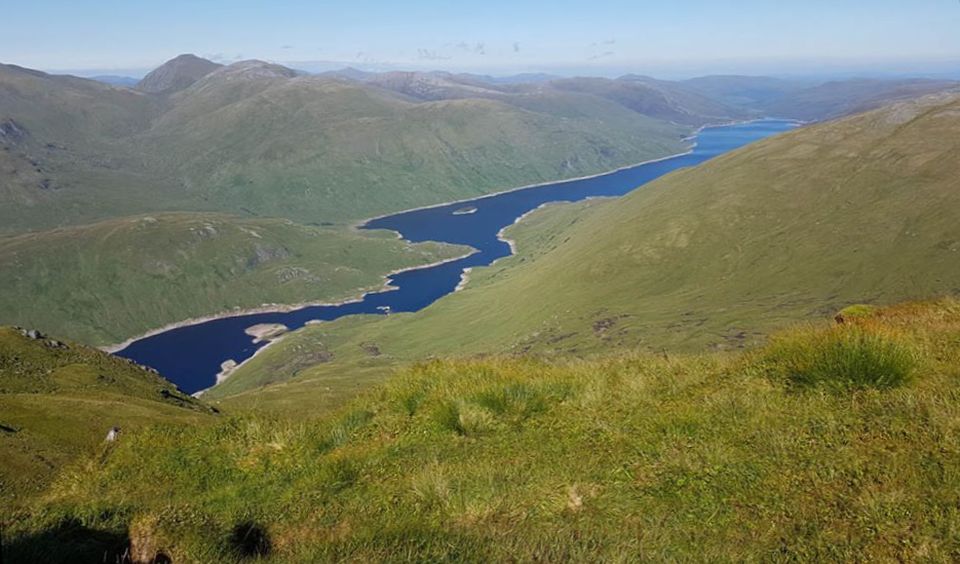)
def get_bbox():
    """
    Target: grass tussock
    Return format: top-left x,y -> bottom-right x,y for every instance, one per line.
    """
5,298 -> 960,562
761,324 -> 918,390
